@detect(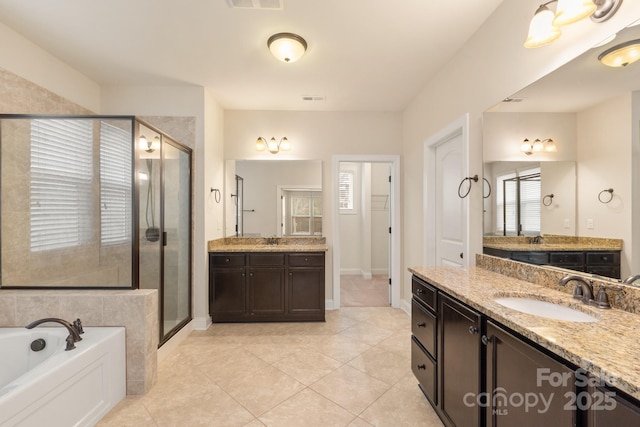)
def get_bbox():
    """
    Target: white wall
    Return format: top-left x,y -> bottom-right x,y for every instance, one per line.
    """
577,93 -> 632,277
224,110 -> 402,303
540,161 -> 576,236
402,0 -> 640,307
